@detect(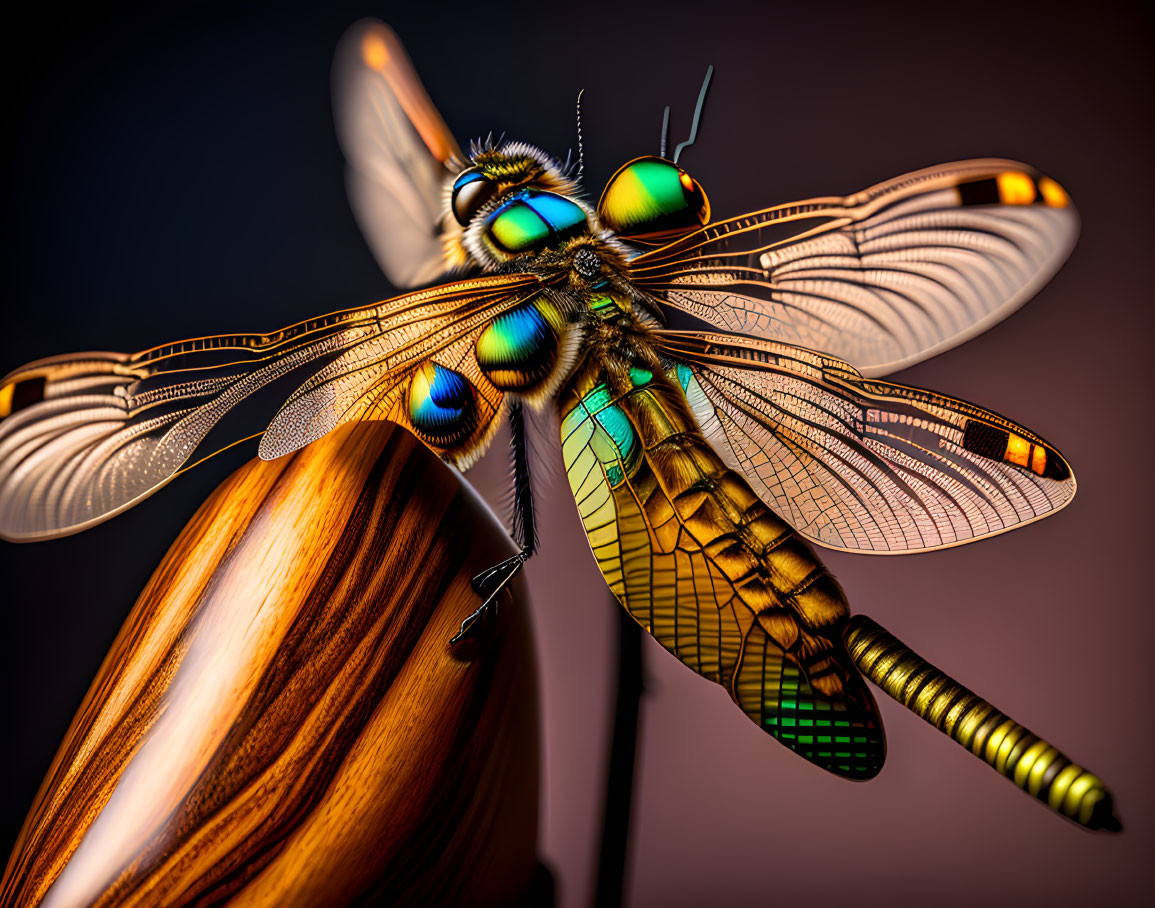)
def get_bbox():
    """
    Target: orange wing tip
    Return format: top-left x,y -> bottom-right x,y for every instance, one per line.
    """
996,171 -> 1037,205
360,27 -> 390,72
0,373 -> 47,420
1038,175 -> 1071,208
956,169 -> 1073,210
352,21 -> 459,165
961,420 -> 1070,481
